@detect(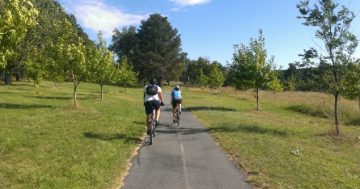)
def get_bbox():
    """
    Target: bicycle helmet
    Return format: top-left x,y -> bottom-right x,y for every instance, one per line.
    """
149,78 -> 157,85
174,84 -> 180,91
